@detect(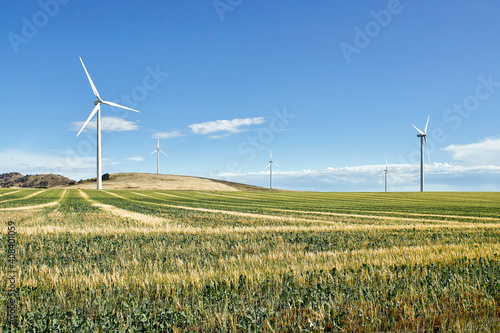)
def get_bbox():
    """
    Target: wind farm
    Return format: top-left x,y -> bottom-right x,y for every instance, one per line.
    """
2,1 -> 500,331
